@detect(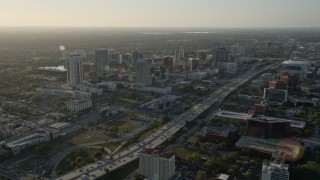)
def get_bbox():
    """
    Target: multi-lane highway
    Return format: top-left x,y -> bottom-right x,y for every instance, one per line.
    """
56,61 -> 275,180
